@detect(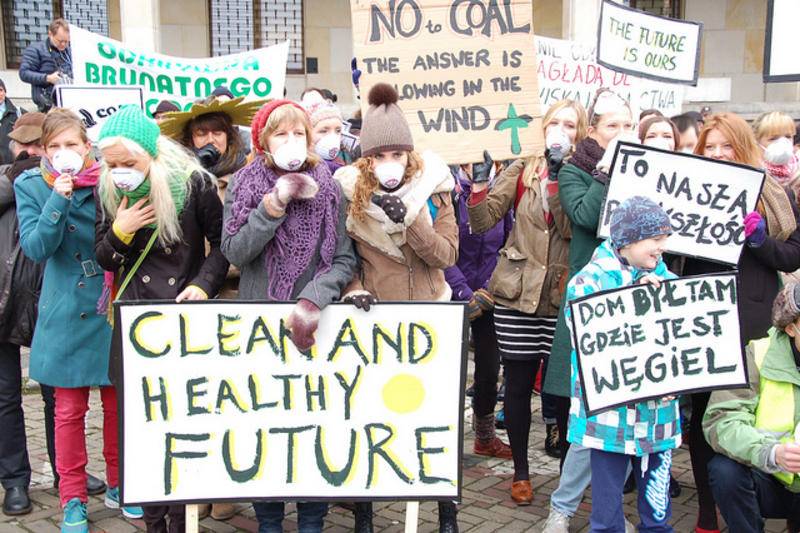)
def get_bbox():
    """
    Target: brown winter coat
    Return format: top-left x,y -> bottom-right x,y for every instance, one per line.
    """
468,158 -> 570,316
335,151 -> 459,301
